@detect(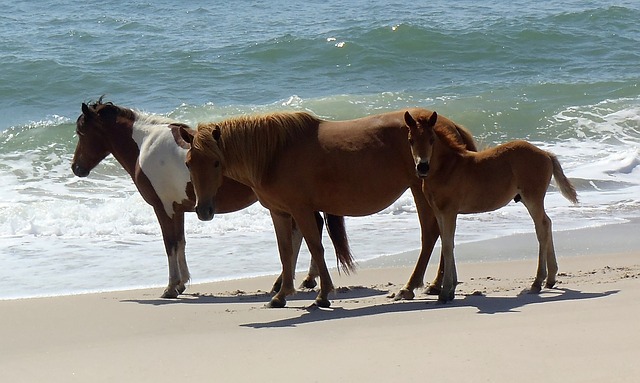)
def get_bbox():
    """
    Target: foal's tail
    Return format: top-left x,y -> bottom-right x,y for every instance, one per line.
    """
550,154 -> 579,204
324,214 -> 357,274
